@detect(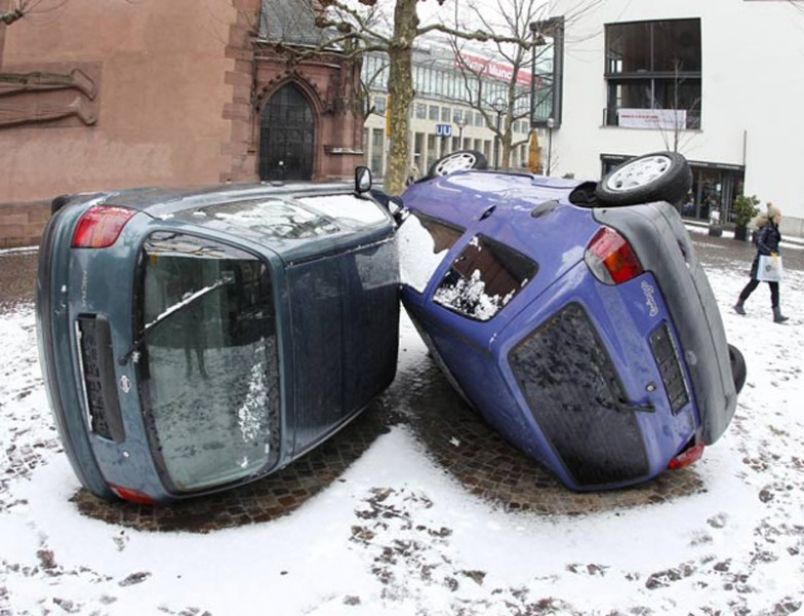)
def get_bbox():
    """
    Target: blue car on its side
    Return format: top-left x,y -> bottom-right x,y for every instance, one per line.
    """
397,151 -> 744,491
